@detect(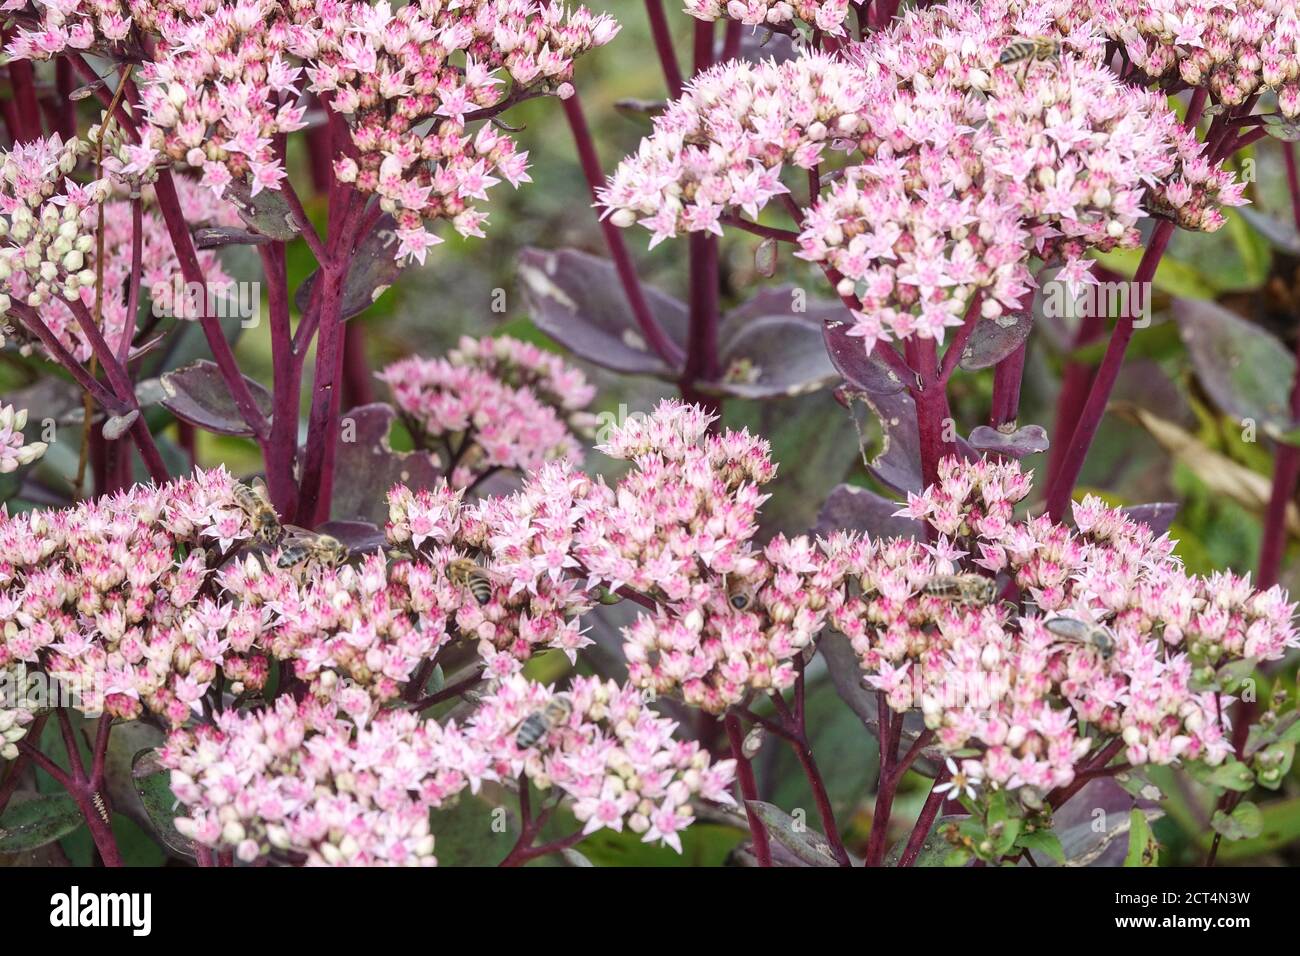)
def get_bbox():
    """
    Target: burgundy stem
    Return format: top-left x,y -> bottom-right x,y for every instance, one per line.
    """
1043,219 -> 1176,520
989,341 -> 1027,427
724,712 -> 771,866
342,320 -> 375,409
7,59 -> 43,142
907,337 -> 949,490
117,197 -> 144,365
560,95 -> 684,368
1045,309 -> 1106,490
153,170 -> 271,441
899,770 -> 951,867
1257,143 -> 1300,588
259,243 -> 301,518
864,708 -> 900,866
770,692 -> 852,866
295,258 -> 350,526
643,0 -> 684,98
